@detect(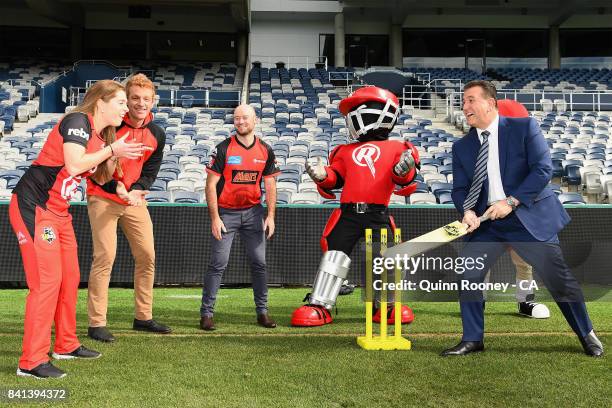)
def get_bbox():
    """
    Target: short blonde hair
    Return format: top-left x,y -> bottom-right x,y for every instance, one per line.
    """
125,73 -> 156,98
